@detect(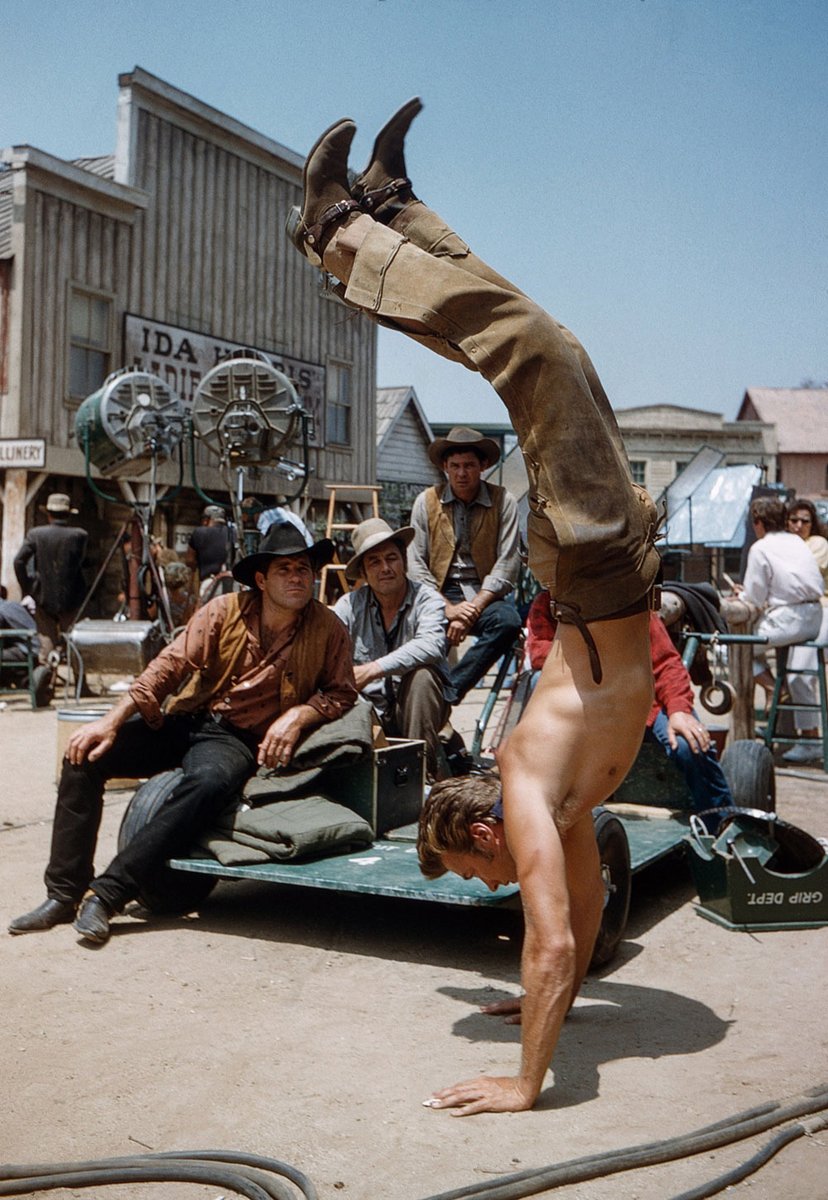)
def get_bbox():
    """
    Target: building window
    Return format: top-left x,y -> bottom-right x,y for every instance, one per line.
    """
326,361 -> 352,446
629,460 -> 647,486
68,286 -> 113,400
